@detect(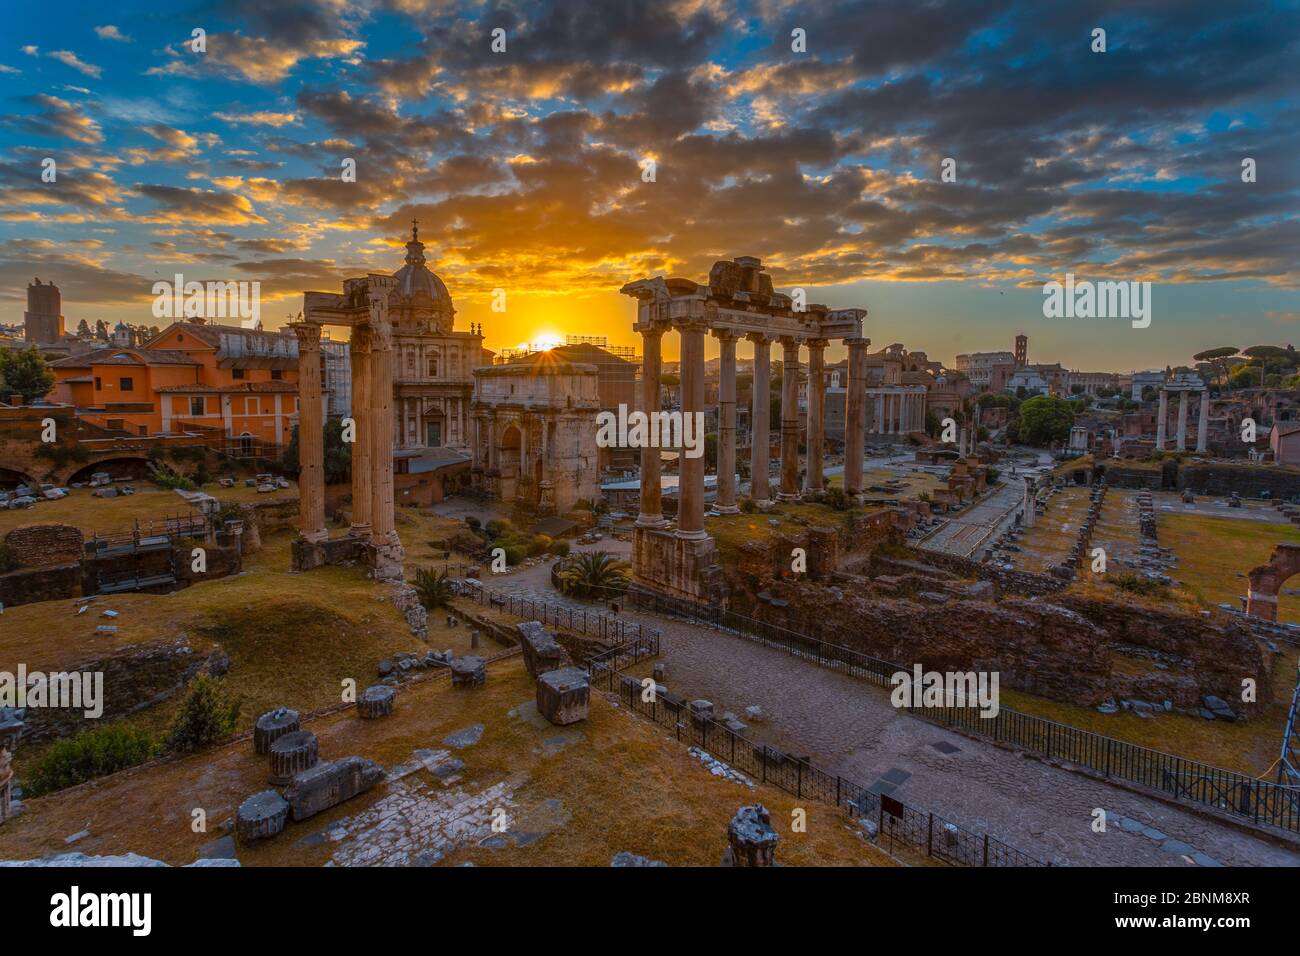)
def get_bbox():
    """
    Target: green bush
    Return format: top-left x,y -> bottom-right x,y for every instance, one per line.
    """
464,516 -> 481,530
547,539 -> 571,557
25,724 -> 158,796
165,675 -> 241,754
0,542 -> 18,574
528,534 -> 551,557
413,566 -> 452,610
504,545 -> 527,566
485,518 -> 511,537
1110,572 -> 1170,599
740,497 -> 757,514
